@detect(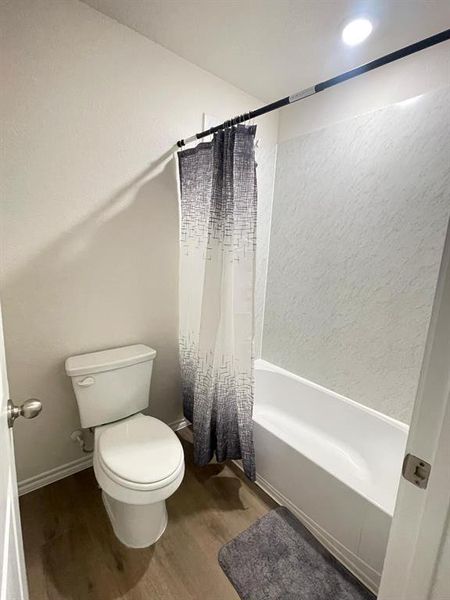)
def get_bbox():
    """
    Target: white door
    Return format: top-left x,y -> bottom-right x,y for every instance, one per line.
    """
379,219 -> 450,600
0,302 -> 29,600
